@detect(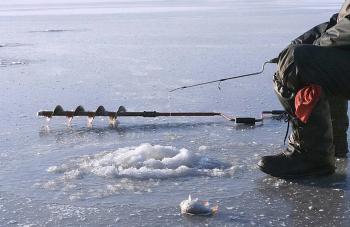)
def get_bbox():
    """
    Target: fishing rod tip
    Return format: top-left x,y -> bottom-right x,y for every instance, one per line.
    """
168,87 -> 184,92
